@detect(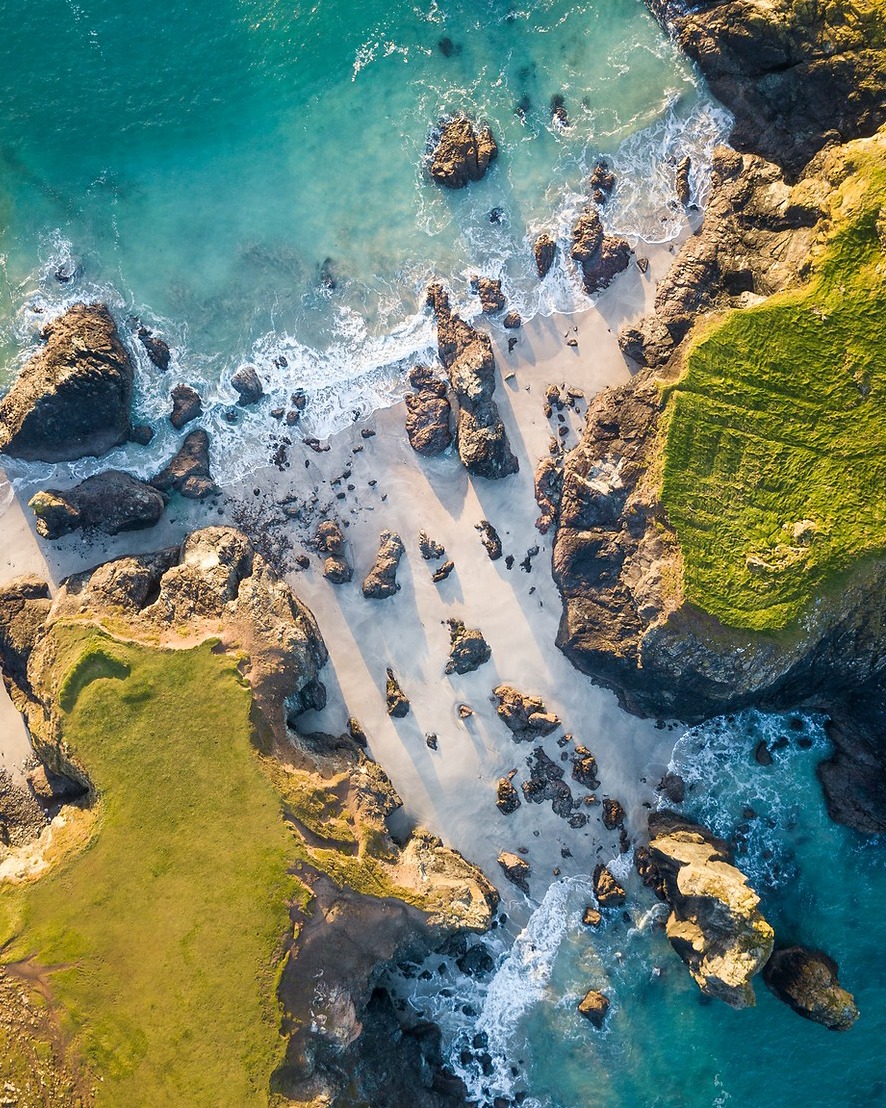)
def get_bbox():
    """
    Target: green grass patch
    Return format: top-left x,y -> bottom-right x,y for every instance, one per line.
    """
660,139 -> 886,630
1,625 -> 296,1106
